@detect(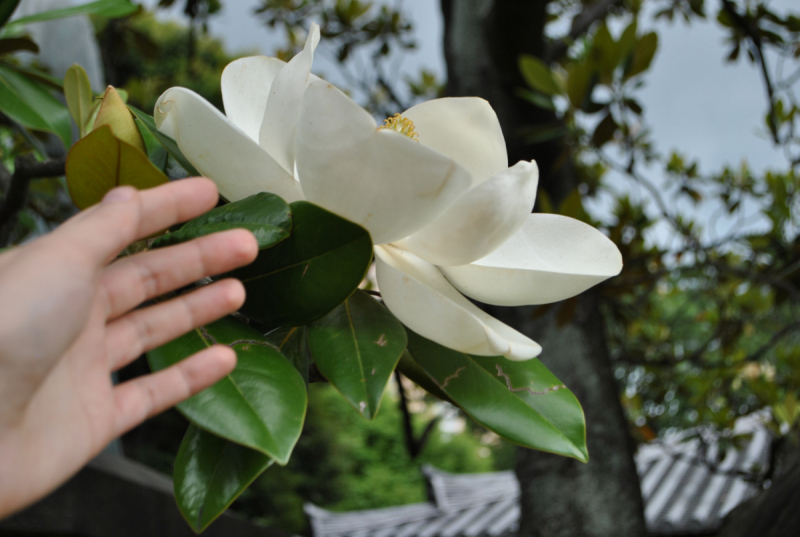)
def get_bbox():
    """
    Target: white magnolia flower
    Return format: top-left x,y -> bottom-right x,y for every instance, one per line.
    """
154,24 -> 623,361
